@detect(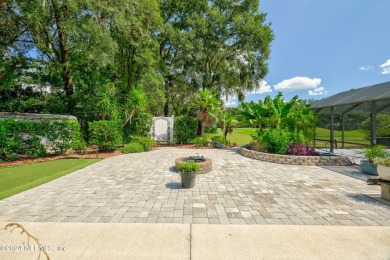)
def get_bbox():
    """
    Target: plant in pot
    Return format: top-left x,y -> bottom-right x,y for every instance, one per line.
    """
374,157 -> 390,181
211,136 -> 224,149
360,145 -> 387,175
177,161 -> 200,188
